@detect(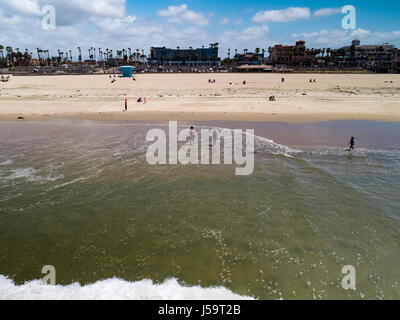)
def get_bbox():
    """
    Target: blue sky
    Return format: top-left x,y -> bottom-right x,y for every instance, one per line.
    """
0,0 -> 399,59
